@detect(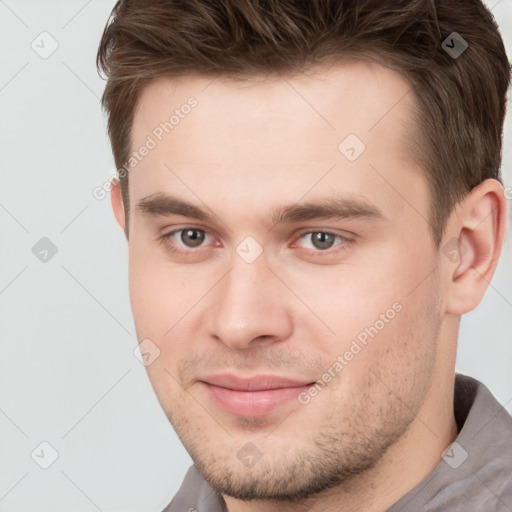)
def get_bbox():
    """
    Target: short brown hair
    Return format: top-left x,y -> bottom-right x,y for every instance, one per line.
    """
97,0 -> 510,245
